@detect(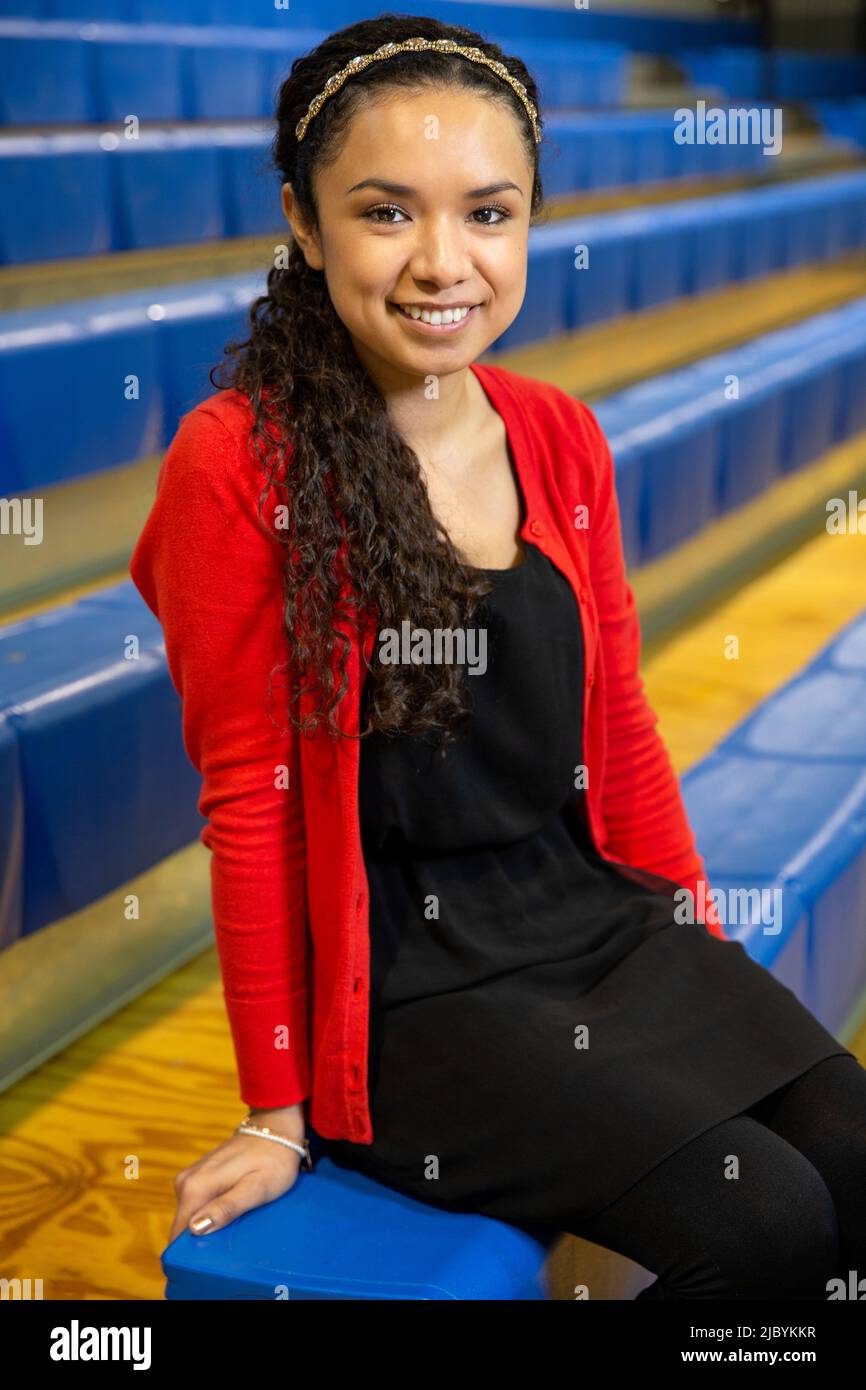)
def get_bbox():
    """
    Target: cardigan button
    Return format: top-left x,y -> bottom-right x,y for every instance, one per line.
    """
579,586 -> 588,603
529,520 -> 543,536
587,670 -> 596,687
355,891 -> 364,913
